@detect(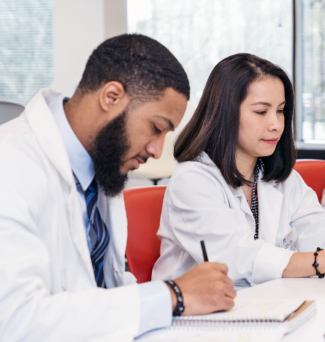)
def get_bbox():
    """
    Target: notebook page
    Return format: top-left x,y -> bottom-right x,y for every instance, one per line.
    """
136,327 -> 285,342
174,299 -> 305,322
